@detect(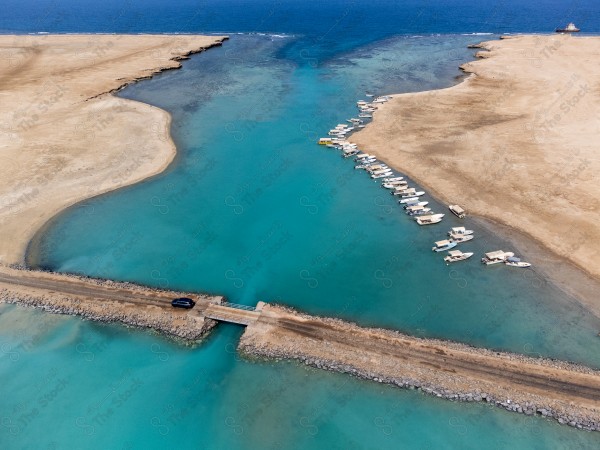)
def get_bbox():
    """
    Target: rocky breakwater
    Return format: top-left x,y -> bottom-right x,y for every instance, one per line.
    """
239,304 -> 600,432
0,265 -> 221,341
